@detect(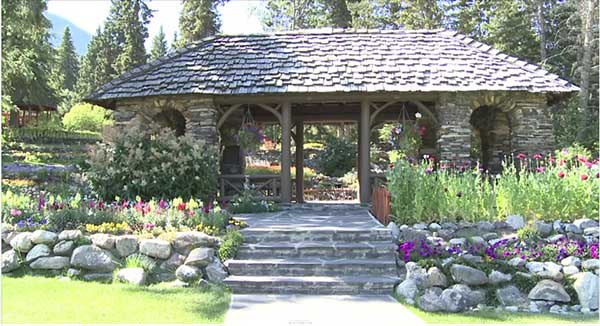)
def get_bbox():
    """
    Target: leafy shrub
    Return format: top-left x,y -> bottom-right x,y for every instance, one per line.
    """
218,229 -> 243,261
517,224 -> 540,243
87,127 -> 219,201
46,208 -> 116,231
318,138 -> 356,177
85,222 -> 131,235
62,103 -> 113,132
125,253 -> 157,272
228,189 -> 278,213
